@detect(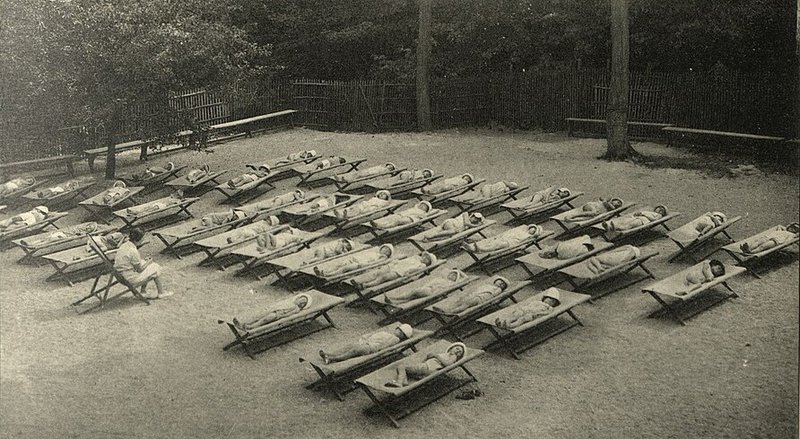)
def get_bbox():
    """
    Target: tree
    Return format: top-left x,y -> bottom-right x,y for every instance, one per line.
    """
604,0 -> 637,160
416,0 -> 433,131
